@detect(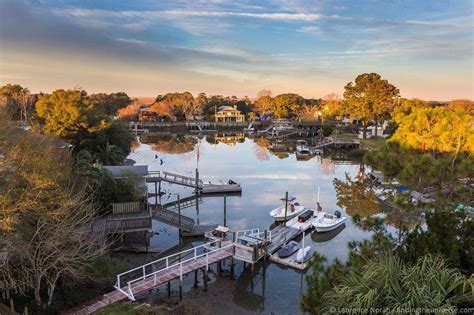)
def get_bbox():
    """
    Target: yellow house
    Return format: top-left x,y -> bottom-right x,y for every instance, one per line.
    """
215,106 -> 245,122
